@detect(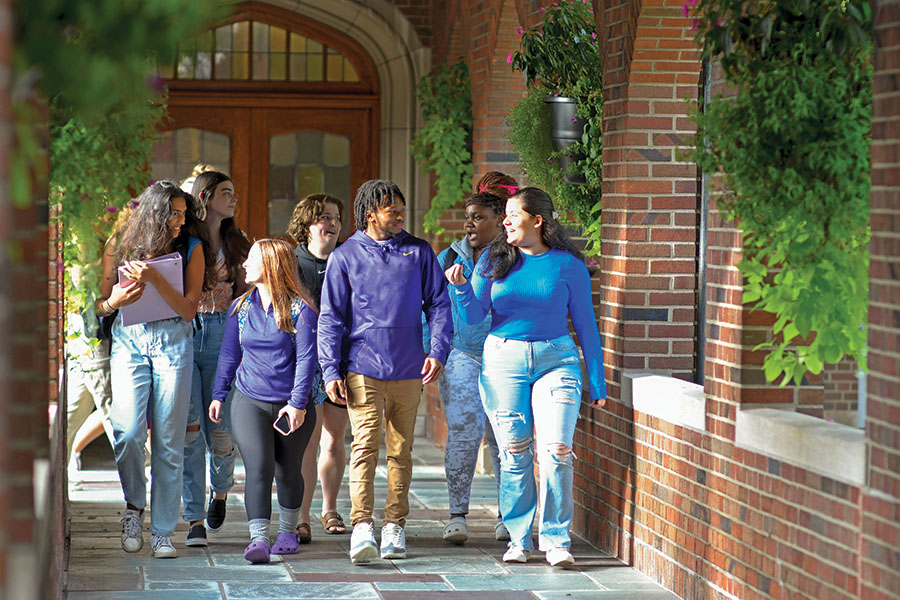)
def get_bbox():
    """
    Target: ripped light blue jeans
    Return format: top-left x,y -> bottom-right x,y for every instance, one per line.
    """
182,311 -> 236,523
479,334 -> 583,552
